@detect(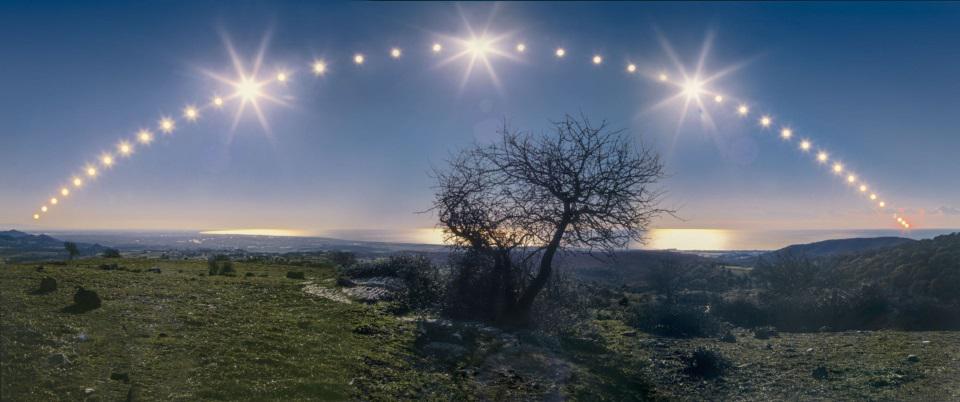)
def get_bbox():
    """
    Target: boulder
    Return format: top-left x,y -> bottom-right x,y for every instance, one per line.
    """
906,354 -> 920,363
73,287 -> 102,310
812,366 -> 829,380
